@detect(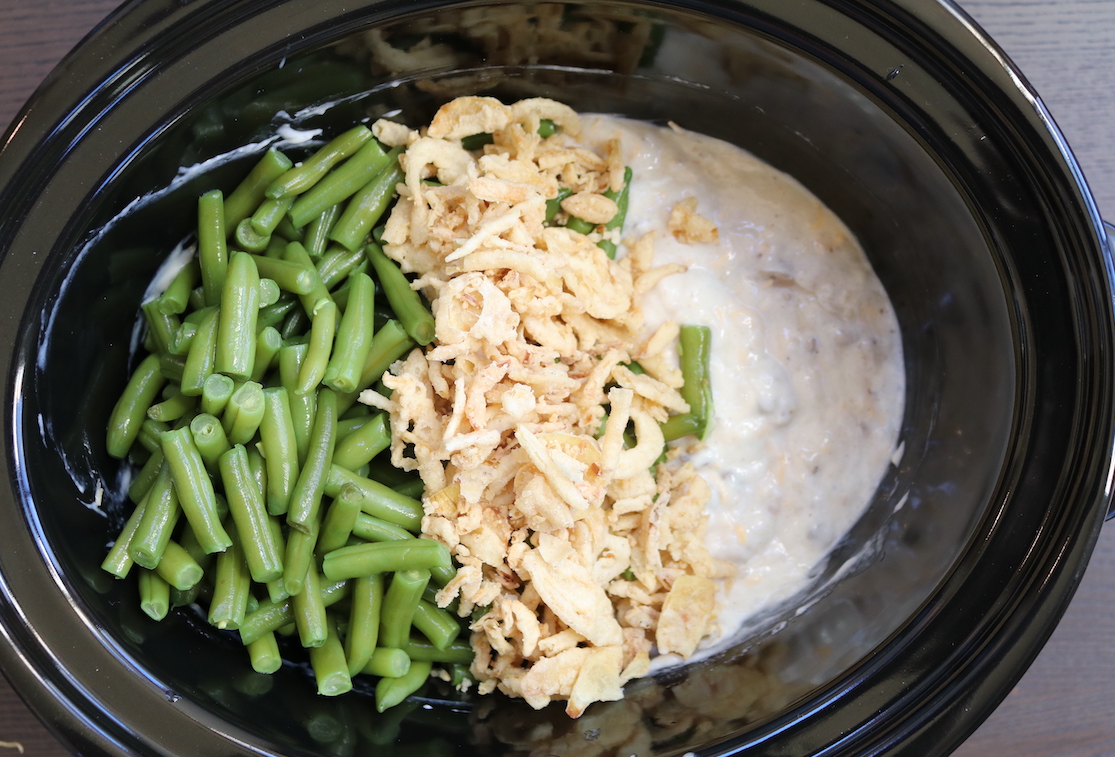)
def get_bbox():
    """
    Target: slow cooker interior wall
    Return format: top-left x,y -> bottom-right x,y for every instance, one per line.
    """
18,1 -> 1017,753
